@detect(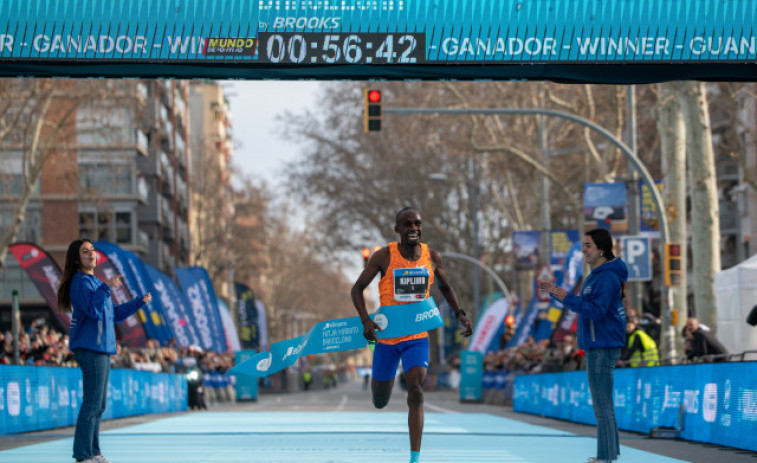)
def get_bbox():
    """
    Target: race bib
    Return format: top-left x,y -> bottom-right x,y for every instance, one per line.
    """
393,267 -> 430,301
